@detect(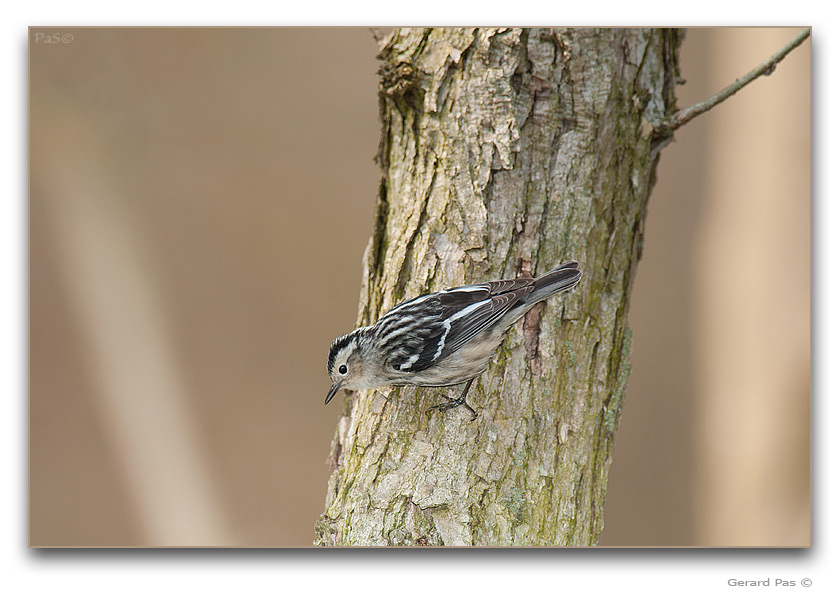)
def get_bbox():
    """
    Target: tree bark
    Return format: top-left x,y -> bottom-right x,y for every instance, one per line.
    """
315,27 -> 683,546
